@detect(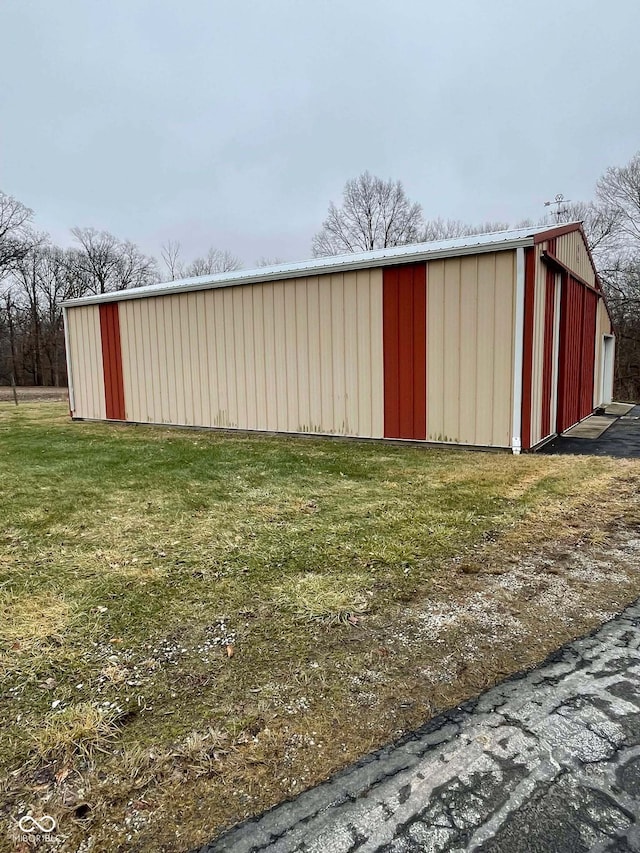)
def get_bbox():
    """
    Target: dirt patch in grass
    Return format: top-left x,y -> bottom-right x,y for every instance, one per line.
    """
1,403 -> 640,851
